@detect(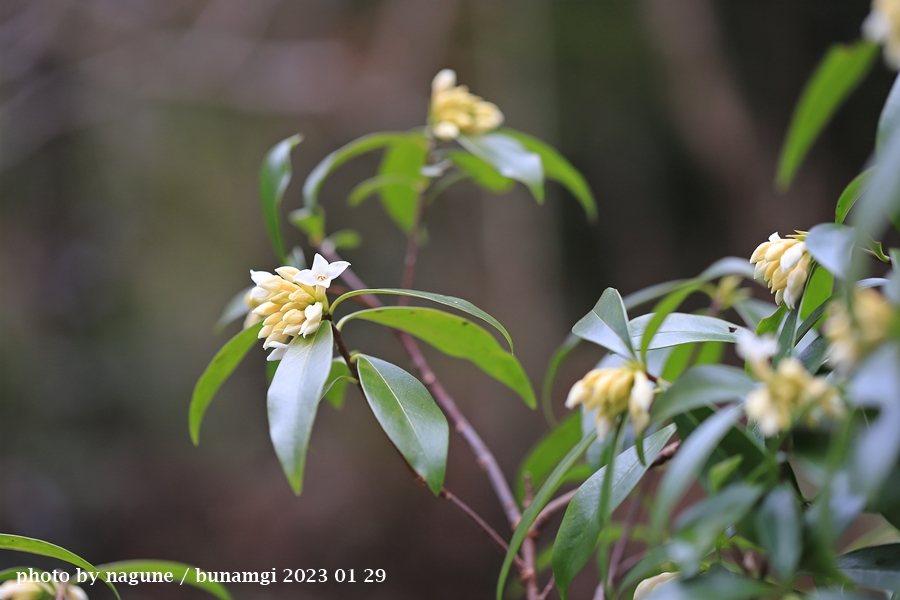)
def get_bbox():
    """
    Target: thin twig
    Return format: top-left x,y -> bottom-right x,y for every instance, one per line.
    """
532,488 -> 578,531
538,575 -> 556,600
399,192 -> 426,297
608,477 -> 650,587
440,488 -> 526,572
522,477 -> 540,600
